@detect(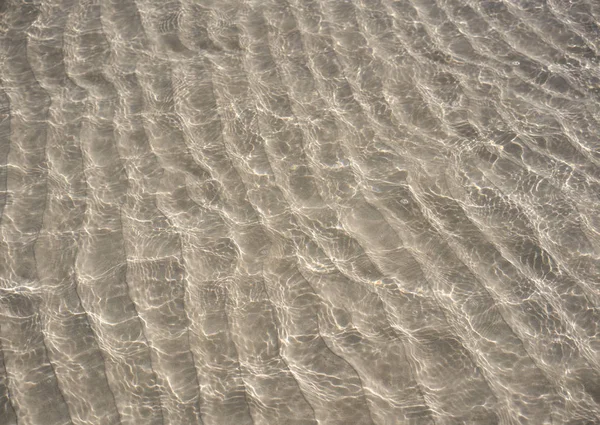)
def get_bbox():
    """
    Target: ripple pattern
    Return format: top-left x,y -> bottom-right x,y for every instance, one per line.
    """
0,0 -> 599,424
